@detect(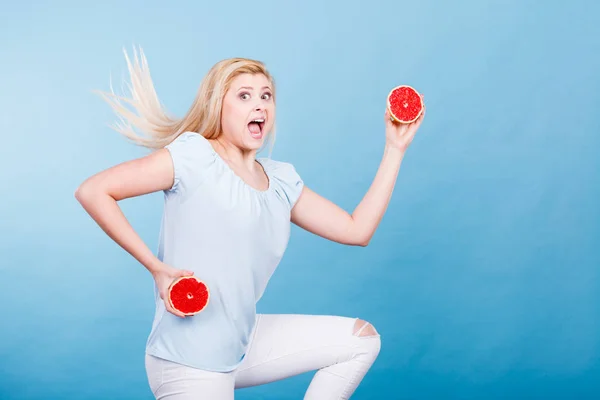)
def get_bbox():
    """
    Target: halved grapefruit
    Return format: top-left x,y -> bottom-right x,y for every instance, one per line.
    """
168,276 -> 210,316
387,85 -> 424,124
